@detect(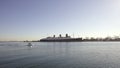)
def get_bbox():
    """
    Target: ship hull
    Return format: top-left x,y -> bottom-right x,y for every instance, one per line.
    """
40,38 -> 82,42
